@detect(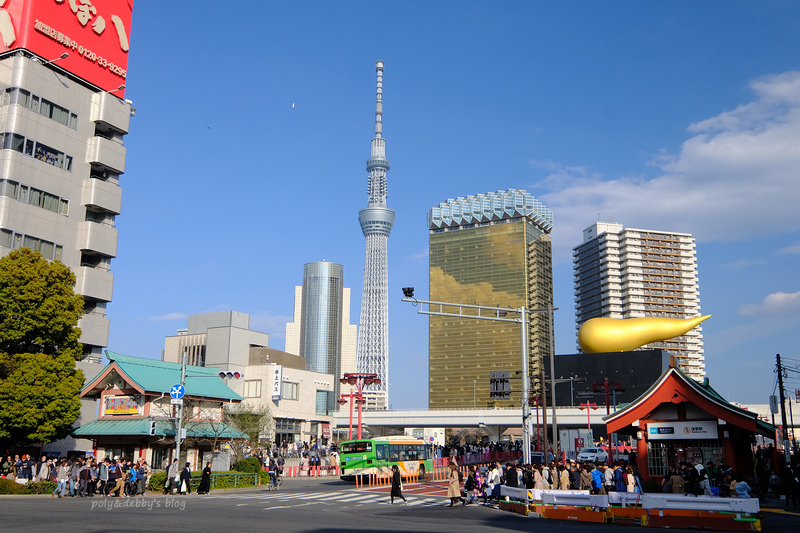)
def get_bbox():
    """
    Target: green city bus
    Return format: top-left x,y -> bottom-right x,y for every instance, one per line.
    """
339,436 -> 432,480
